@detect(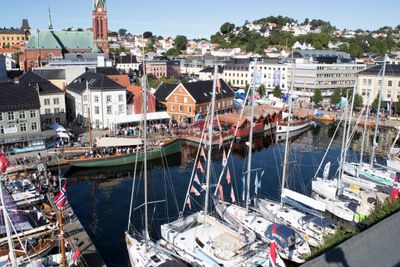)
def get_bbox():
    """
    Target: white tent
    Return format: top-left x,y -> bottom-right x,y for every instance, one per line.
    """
96,137 -> 142,147
114,111 -> 171,125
